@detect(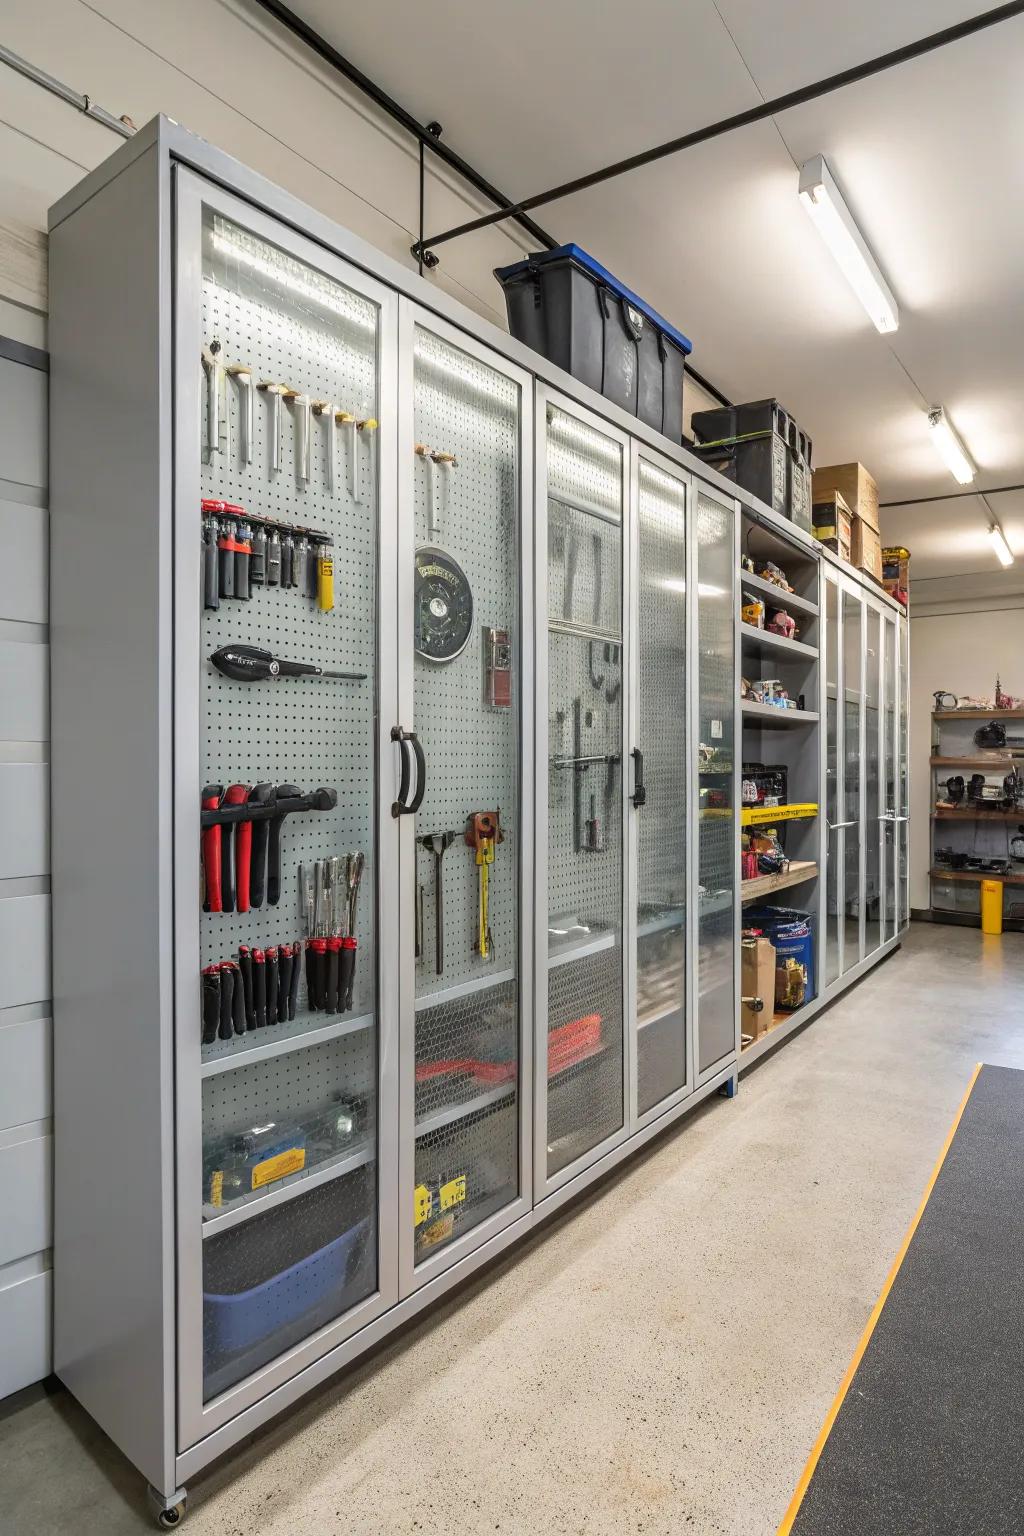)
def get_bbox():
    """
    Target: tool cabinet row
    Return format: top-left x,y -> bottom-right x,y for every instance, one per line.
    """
48,119 -> 906,1526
